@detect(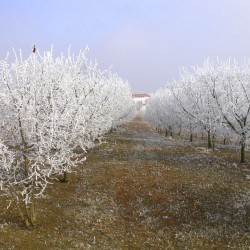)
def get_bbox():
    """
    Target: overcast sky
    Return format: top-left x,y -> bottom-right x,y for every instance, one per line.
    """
1,0 -> 250,93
